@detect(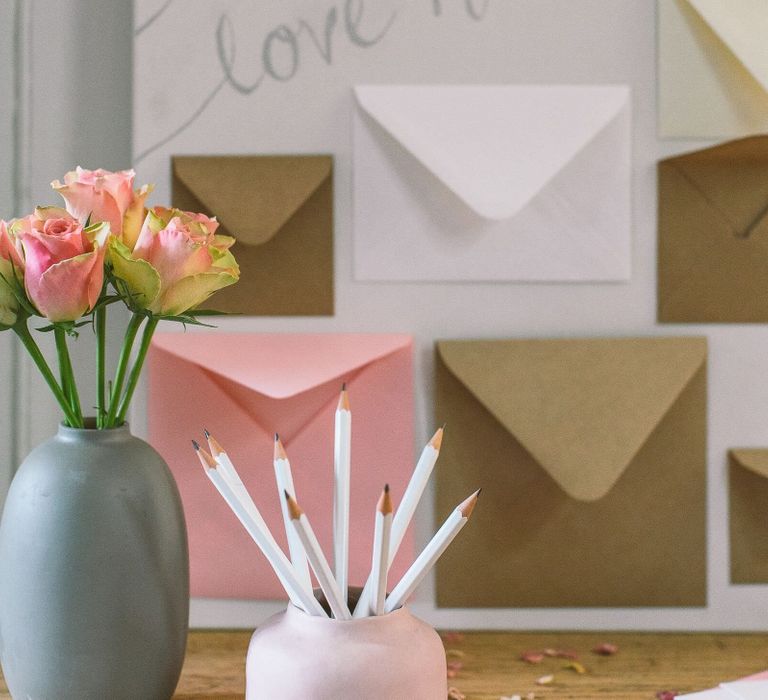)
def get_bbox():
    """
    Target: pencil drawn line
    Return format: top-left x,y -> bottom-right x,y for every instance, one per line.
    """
133,78 -> 226,165
135,0 -> 175,37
